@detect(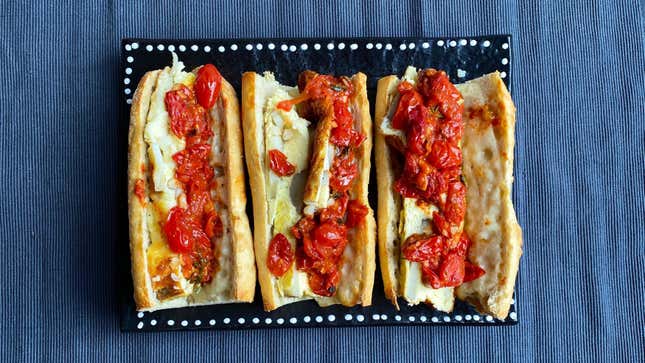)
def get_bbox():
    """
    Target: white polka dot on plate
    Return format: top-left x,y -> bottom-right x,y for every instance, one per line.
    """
315,316 -> 323,323
289,45 -> 297,52
300,43 -> 308,50
356,314 -> 365,322
203,45 -> 211,52
421,42 -> 430,49
126,56 -> 133,63
327,315 -> 335,322
125,67 -> 132,75
123,78 -> 130,85
486,315 -> 494,322
230,44 -> 238,51
238,318 -> 246,324
399,43 -> 407,50
125,44 -> 131,51
375,43 -> 383,49
252,318 -> 260,324
179,45 -> 186,52
473,315 -> 480,321
168,45 -> 175,52
483,40 -> 491,47
431,317 -> 439,323
126,99 -> 132,105
470,39 -> 477,46
327,43 -> 334,50
167,320 -> 175,326
276,318 -> 284,325
394,315 -> 401,322
408,316 -> 416,322
280,44 -> 288,51
420,316 -> 427,322
457,69 -> 466,78
194,320 -> 201,326
303,316 -> 311,323
372,314 -> 380,321
502,58 -> 509,65
150,319 -> 157,326
157,44 -> 164,51
180,320 -> 188,327
408,42 -> 415,49
344,314 -> 352,321
289,317 -> 297,324
145,45 -> 153,52
459,39 -> 467,46
449,40 -> 457,47
443,316 -> 451,322
191,45 -> 198,51
223,318 -> 230,324
385,43 -> 392,50
137,312 -> 144,318
366,43 -> 373,49
314,43 -> 321,50
256,43 -> 263,50
268,43 -> 275,50
124,88 -> 131,95
131,42 -> 139,49
264,318 -> 272,324
218,46 -> 225,52
500,71 -> 507,78
502,42 -> 509,49
350,43 -> 358,50
380,314 -> 387,320
137,322 -> 143,329
510,312 -> 517,320
465,315 -> 472,321
245,44 -> 253,51
209,319 -> 216,326
437,40 -> 445,47
455,315 -> 463,322
337,42 -> 345,50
